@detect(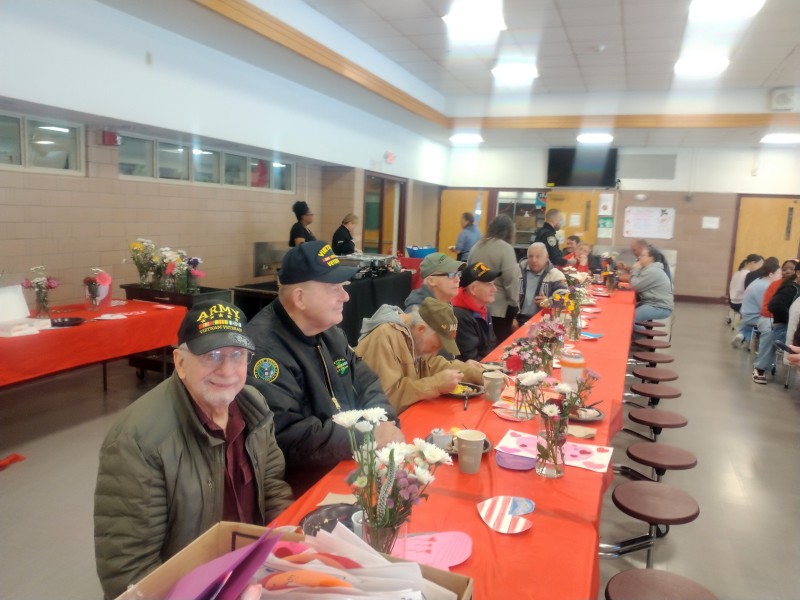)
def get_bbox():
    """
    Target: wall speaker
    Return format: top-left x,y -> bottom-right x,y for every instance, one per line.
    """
770,87 -> 795,112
